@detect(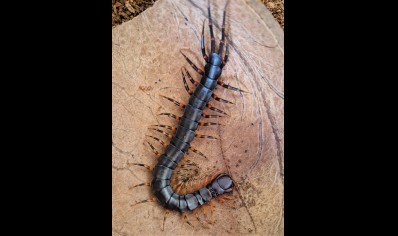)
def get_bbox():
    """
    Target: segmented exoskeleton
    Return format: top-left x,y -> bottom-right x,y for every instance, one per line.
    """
131,0 -> 246,229
152,0 -> 234,211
